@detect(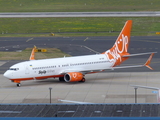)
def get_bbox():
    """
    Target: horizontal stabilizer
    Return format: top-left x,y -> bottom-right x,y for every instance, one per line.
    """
122,52 -> 157,57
